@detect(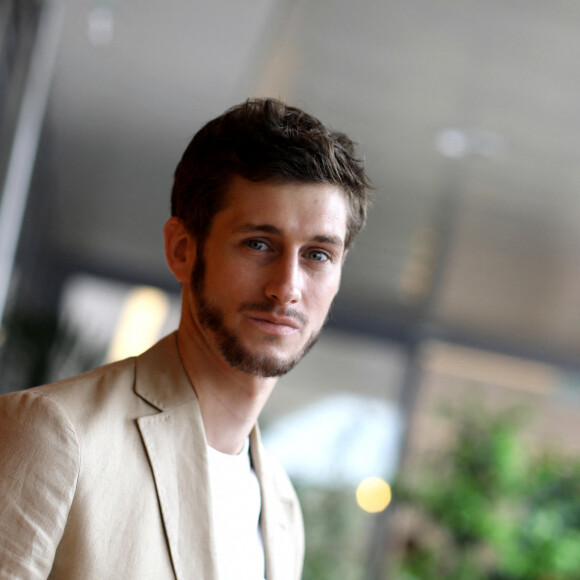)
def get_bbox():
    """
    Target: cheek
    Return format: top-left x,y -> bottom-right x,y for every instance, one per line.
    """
204,258 -> 258,300
309,275 -> 341,312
